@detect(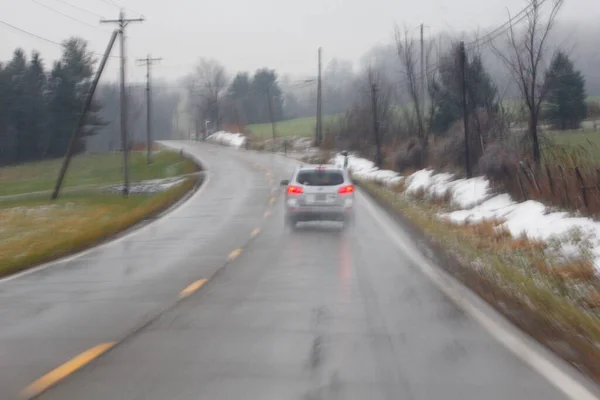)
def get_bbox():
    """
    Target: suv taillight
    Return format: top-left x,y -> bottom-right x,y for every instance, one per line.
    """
338,185 -> 355,195
287,185 -> 303,195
